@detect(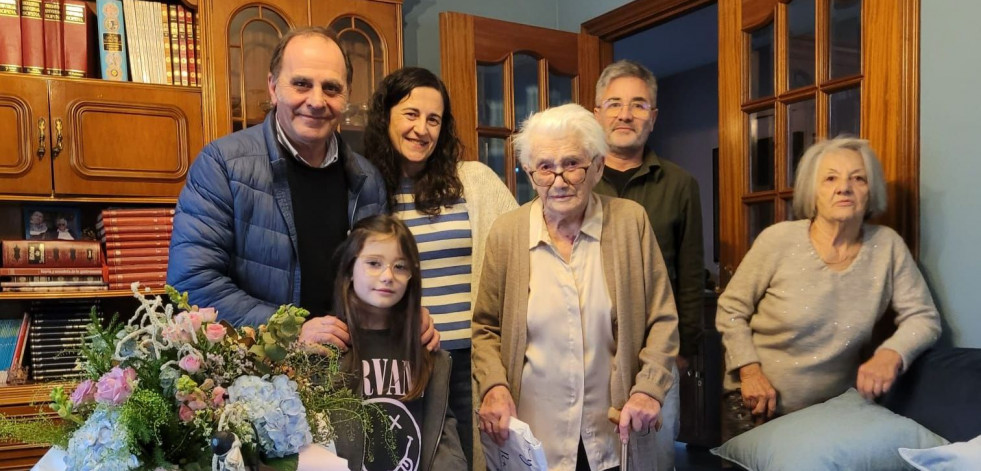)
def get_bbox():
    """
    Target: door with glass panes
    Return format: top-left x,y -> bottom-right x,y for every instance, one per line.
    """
439,12 -> 583,203
717,0 -> 919,286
